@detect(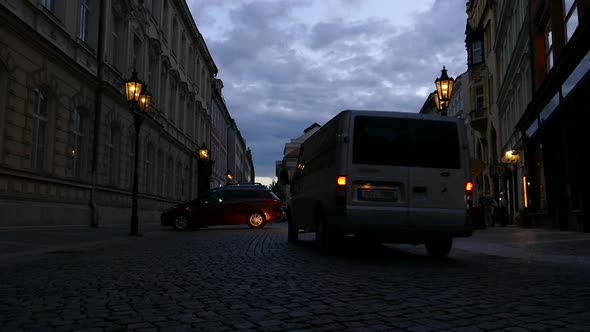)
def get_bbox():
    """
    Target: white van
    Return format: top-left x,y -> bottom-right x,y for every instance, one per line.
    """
287,110 -> 474,258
